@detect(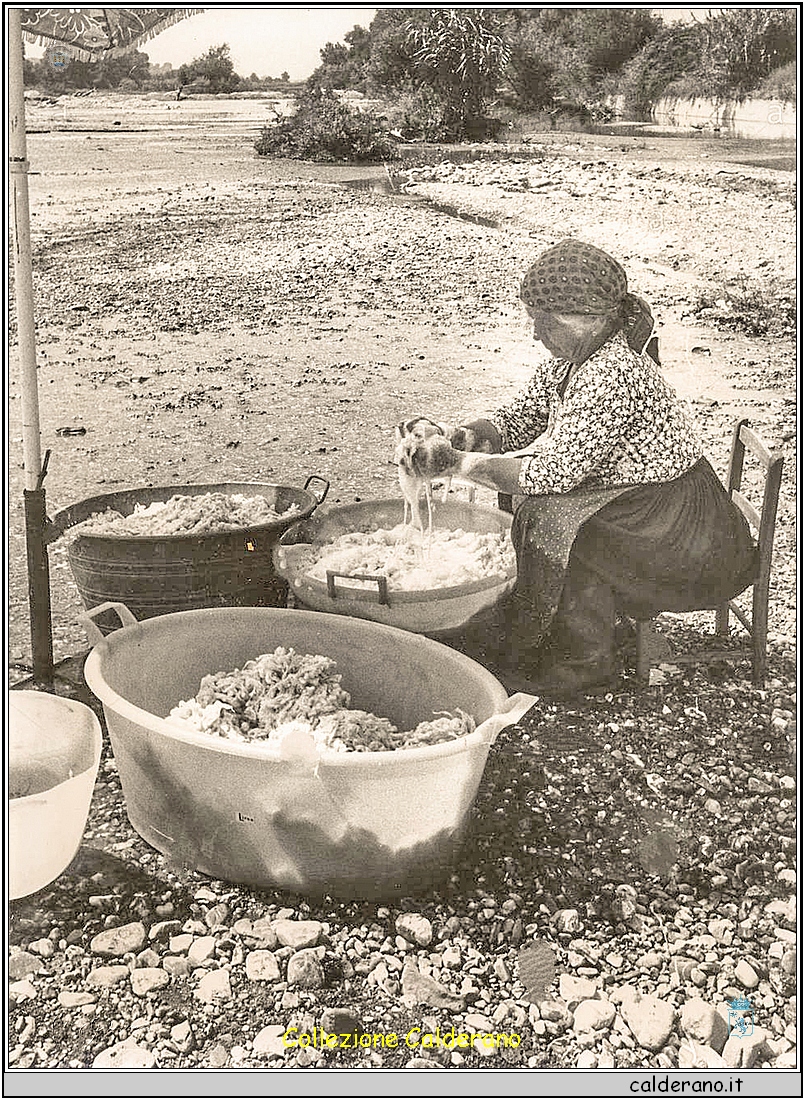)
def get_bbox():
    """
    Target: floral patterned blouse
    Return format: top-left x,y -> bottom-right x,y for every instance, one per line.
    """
490,331 -> 703,495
